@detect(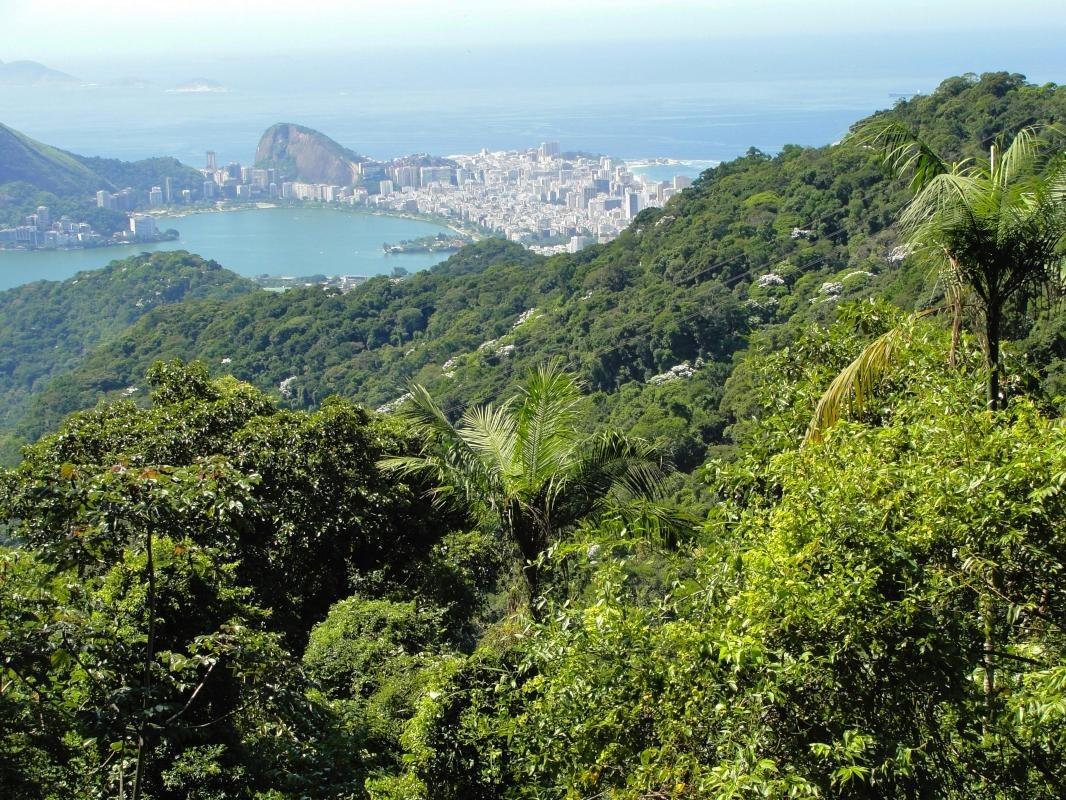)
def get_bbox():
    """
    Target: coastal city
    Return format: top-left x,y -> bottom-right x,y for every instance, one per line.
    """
241,142 -> 690,255
176,142 -> 693,255
370,143 -> 692,255
2,140 -> 696,256
0,203 -> 171,250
